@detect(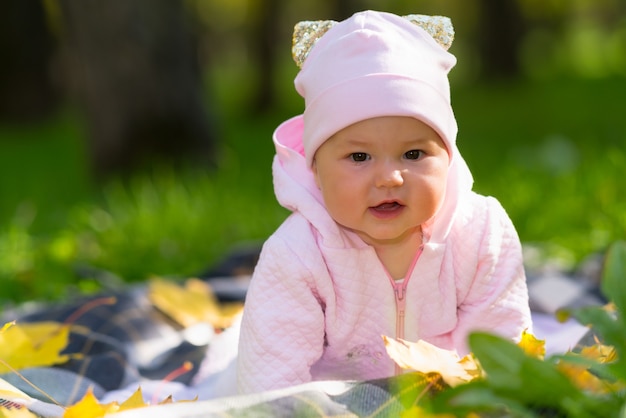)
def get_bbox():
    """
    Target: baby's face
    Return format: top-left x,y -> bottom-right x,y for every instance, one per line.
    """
312,116 -> 449,248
